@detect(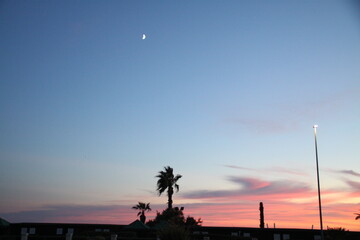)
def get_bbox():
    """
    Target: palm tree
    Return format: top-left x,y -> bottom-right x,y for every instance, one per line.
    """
355,211 -> 360,220
132,202 -> 151,223
156,166 -> 182,210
